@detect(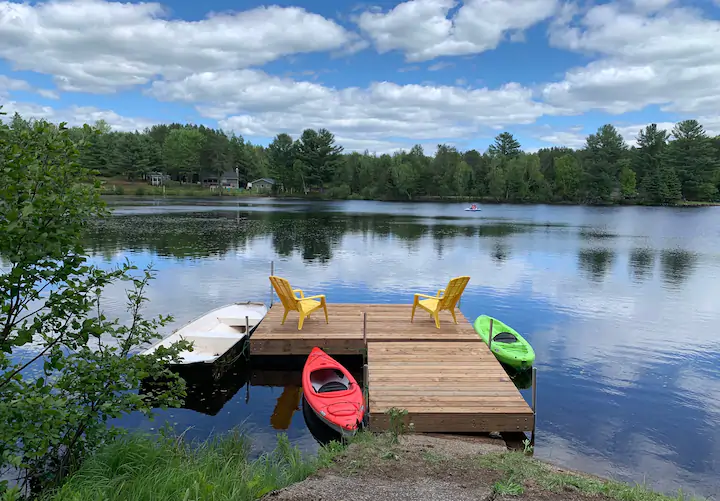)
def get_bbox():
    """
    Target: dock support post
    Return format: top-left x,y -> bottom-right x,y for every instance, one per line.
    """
245,316 -> 249,337
531,366 -> 537,448
363,312 -> 367,346
270,261 -> 274,306
363,361 -> 369,419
